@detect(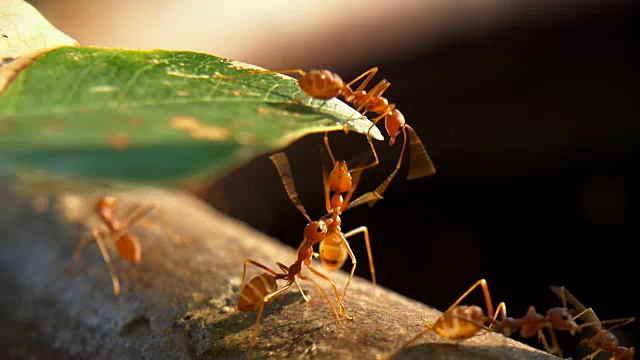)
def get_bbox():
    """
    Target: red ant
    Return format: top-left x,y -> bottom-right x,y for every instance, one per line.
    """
67,196 -> 171,296
216,67 -> 436,204
272,68 -> 436,203
395,280 -> 583,358
270,149 -> 376,301
550,286 -> 635,360
237,180 -> 354,348
486,289 -> 583,358
396,279 -> 499,354
338,67 -> 435,202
